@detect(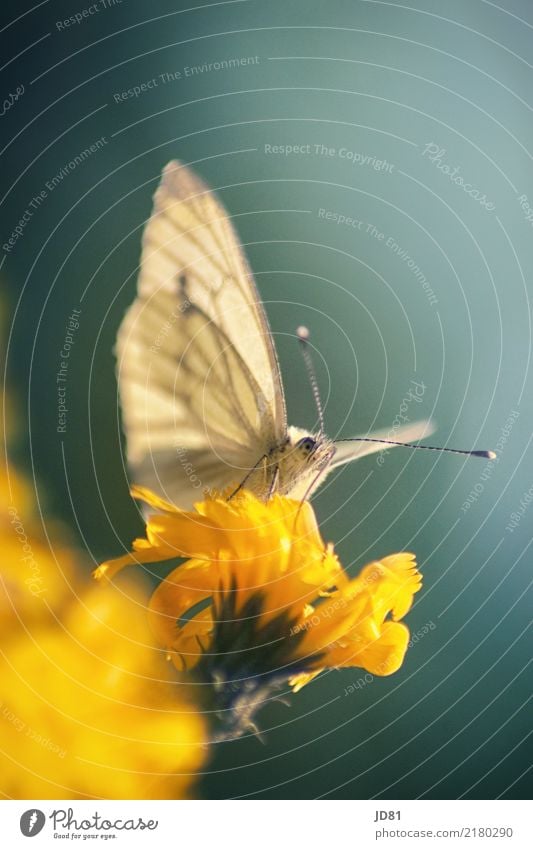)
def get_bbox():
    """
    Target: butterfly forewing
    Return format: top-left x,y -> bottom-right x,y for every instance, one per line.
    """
330,420 -> 435,469
117,161 -> 286,508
